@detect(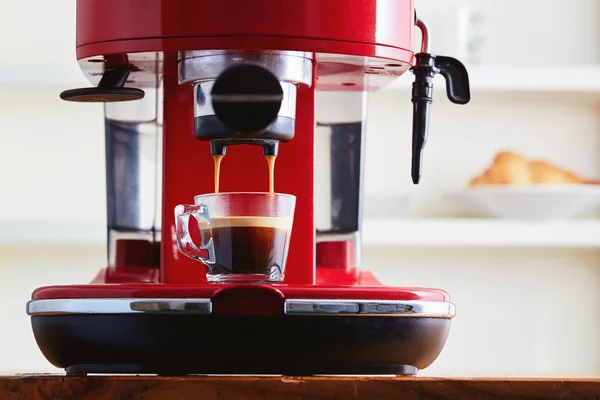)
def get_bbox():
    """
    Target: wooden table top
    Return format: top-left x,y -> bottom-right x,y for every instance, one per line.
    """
2,376 -> 600,400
